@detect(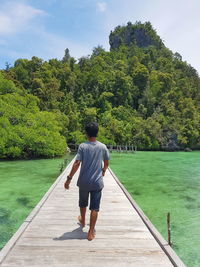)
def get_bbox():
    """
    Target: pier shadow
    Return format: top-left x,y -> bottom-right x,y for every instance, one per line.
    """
53,224 -> 87,240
